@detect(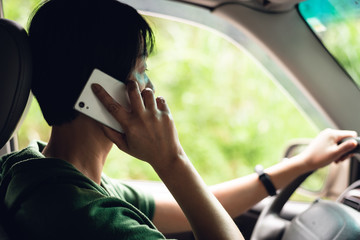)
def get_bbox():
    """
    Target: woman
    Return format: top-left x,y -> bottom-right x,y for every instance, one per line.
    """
0,0 -> 357,239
